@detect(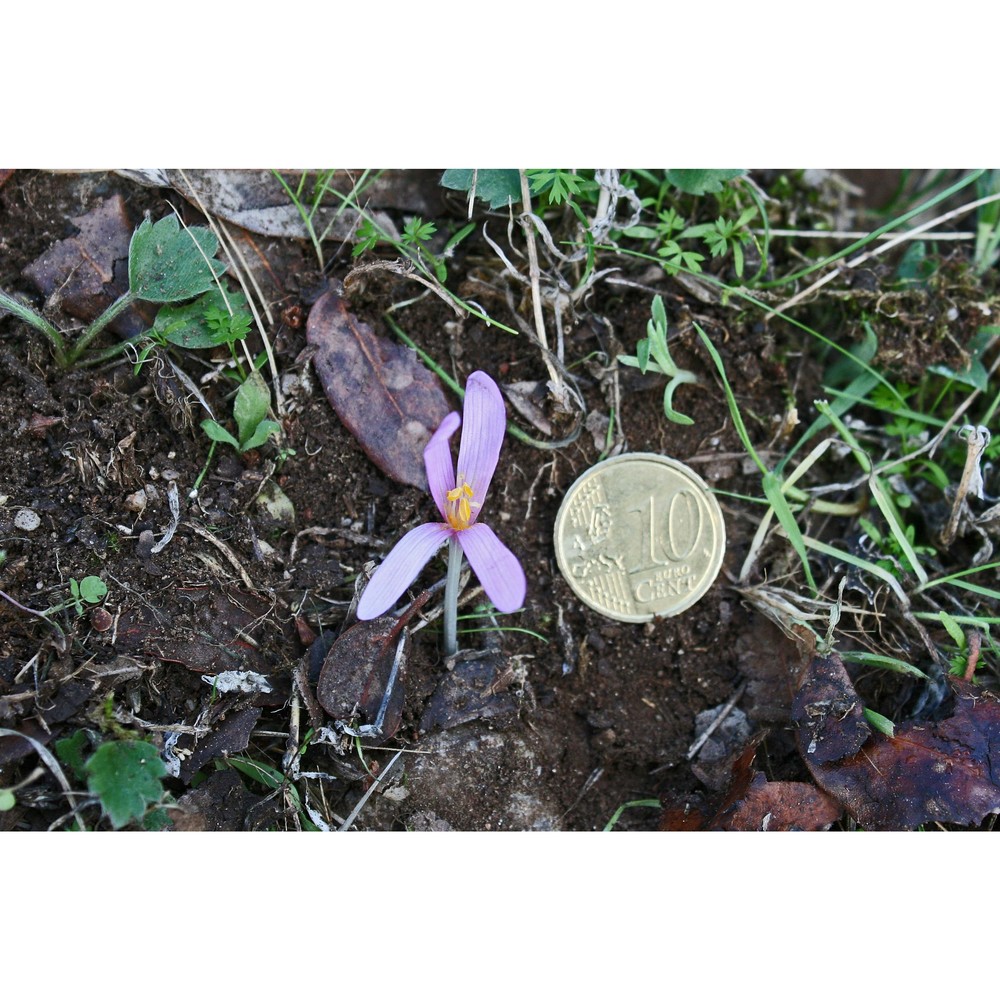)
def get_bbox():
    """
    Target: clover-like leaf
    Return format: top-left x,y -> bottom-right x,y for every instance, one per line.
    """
85,740 -> 167,829
78,576 -> 108,604
129,215 -> 227,303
